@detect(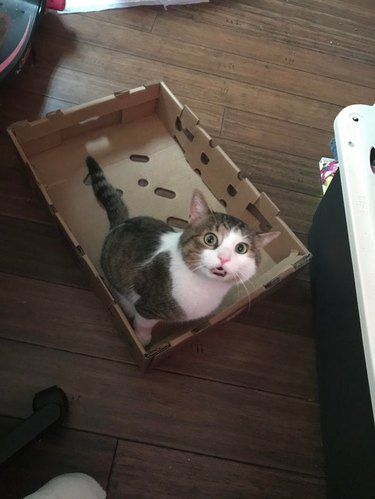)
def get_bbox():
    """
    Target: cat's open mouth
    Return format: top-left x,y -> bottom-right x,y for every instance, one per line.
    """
211,266 -> 227,277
